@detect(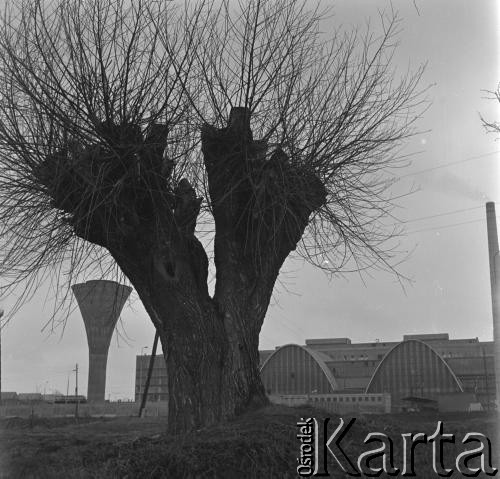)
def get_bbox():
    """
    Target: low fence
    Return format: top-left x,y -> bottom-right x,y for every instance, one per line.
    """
269,393 -> 391,414
0,401 -> 169,418
2,393 -> 391,418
